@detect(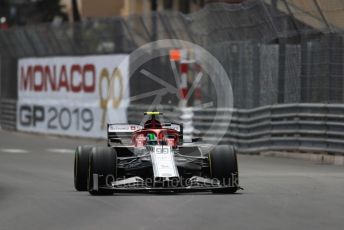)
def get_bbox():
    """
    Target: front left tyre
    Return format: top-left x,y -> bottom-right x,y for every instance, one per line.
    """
88,147 -> 117,195
74,145 -> 92,191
